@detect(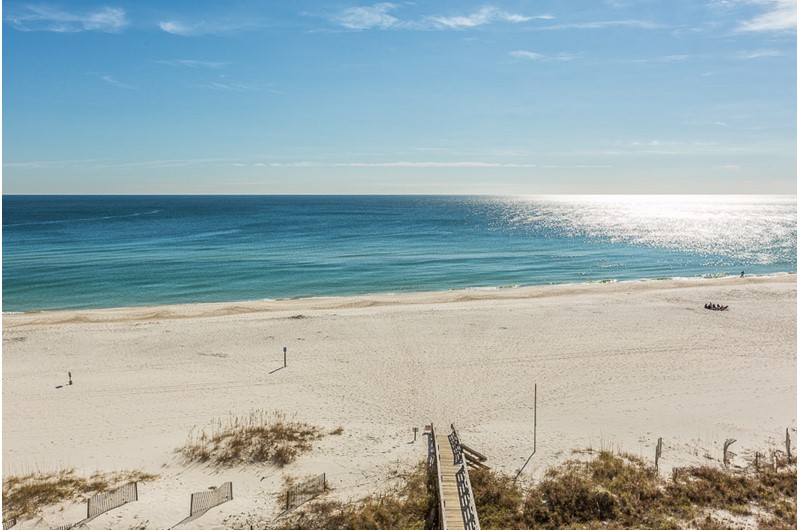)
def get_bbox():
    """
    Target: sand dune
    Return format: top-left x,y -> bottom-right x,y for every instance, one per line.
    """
2,275 -> 796,528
